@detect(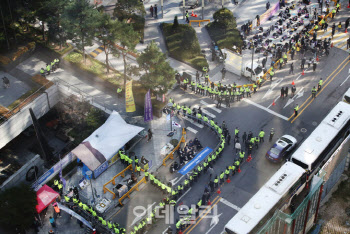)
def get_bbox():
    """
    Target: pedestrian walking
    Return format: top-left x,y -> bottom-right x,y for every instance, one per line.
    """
347,38 -> 350,49
338,22 -> 342,32
318,78 -> 323,91
49,217 -> 56,228
313,62 -> 317,72
312,86 -> 317,98
294,104 -> 299,117
147,129 -> 153,142
301,58 -> 305,69
291,86 -> 296,97
285,87 -> 289,97
150,5 -> 154,17
332,23 -> 336,38
266,1 -> 270,10
259,129 -> 265,143
269,128 -> 275,142
221,67 -> 226,80
242,132 -> 247,144
324,22 -> 328,32
281,87 -> 285,98
154,4 -> 158,18
208,166 -> 214,179
227,133 -> 231,145
289,63 -> 294,74
235,141 -> 241,154
185,10 -> 189,23
345,18 -> 350,32
196,71 -> 200,83
53,204 -> 61,217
